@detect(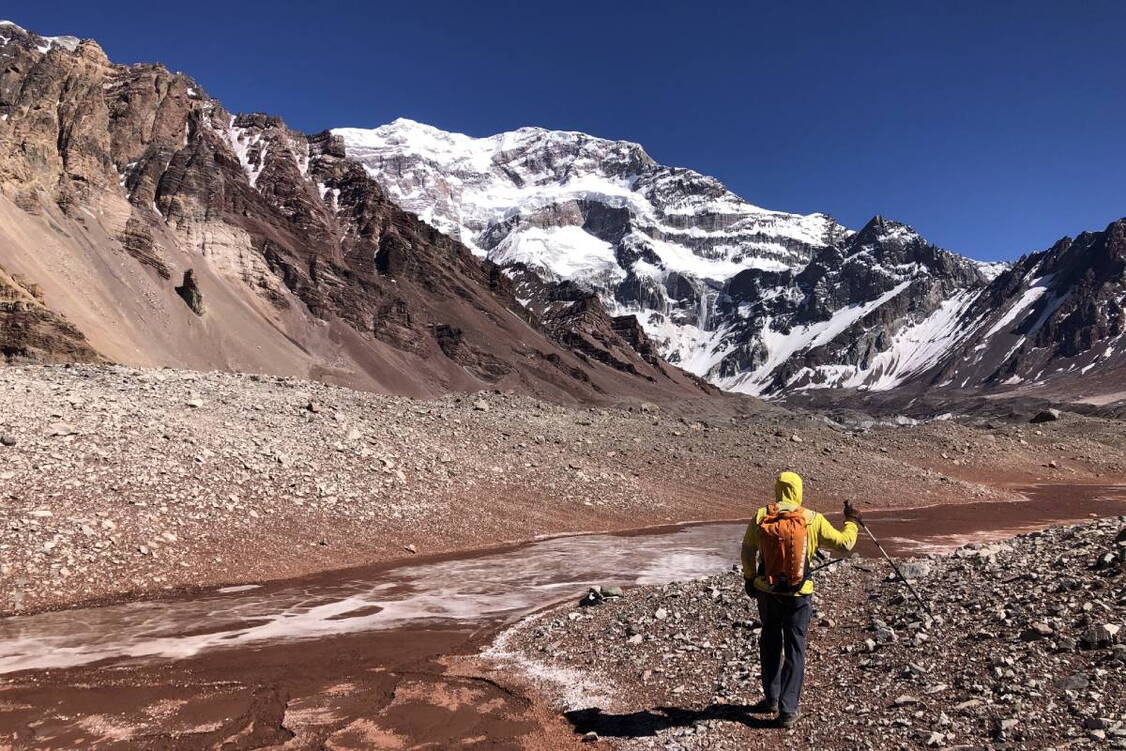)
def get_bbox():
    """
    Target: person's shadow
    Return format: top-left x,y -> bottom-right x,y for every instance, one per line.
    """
565,704 -> 777,738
